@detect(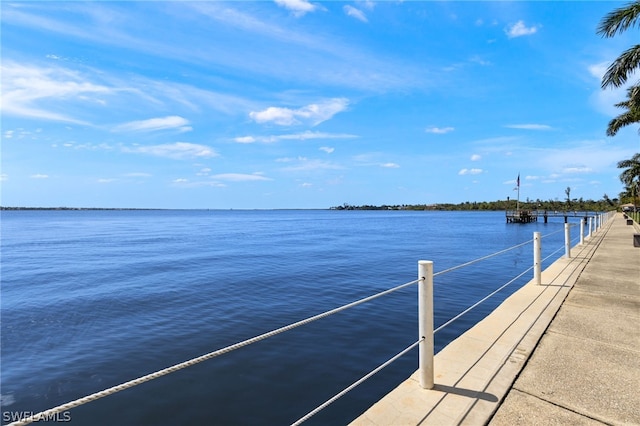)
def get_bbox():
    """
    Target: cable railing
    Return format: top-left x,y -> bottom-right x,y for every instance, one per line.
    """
7,211 -> 616,426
